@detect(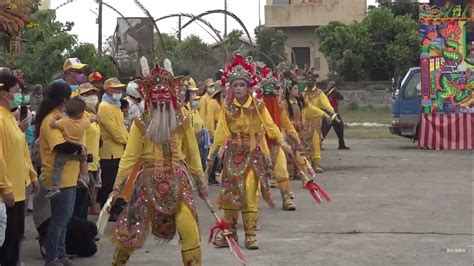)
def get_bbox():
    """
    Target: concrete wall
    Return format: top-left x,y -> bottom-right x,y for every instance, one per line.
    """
281,27 -> 329,79
265,0 -> 366,28
338,90 -> 393,109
